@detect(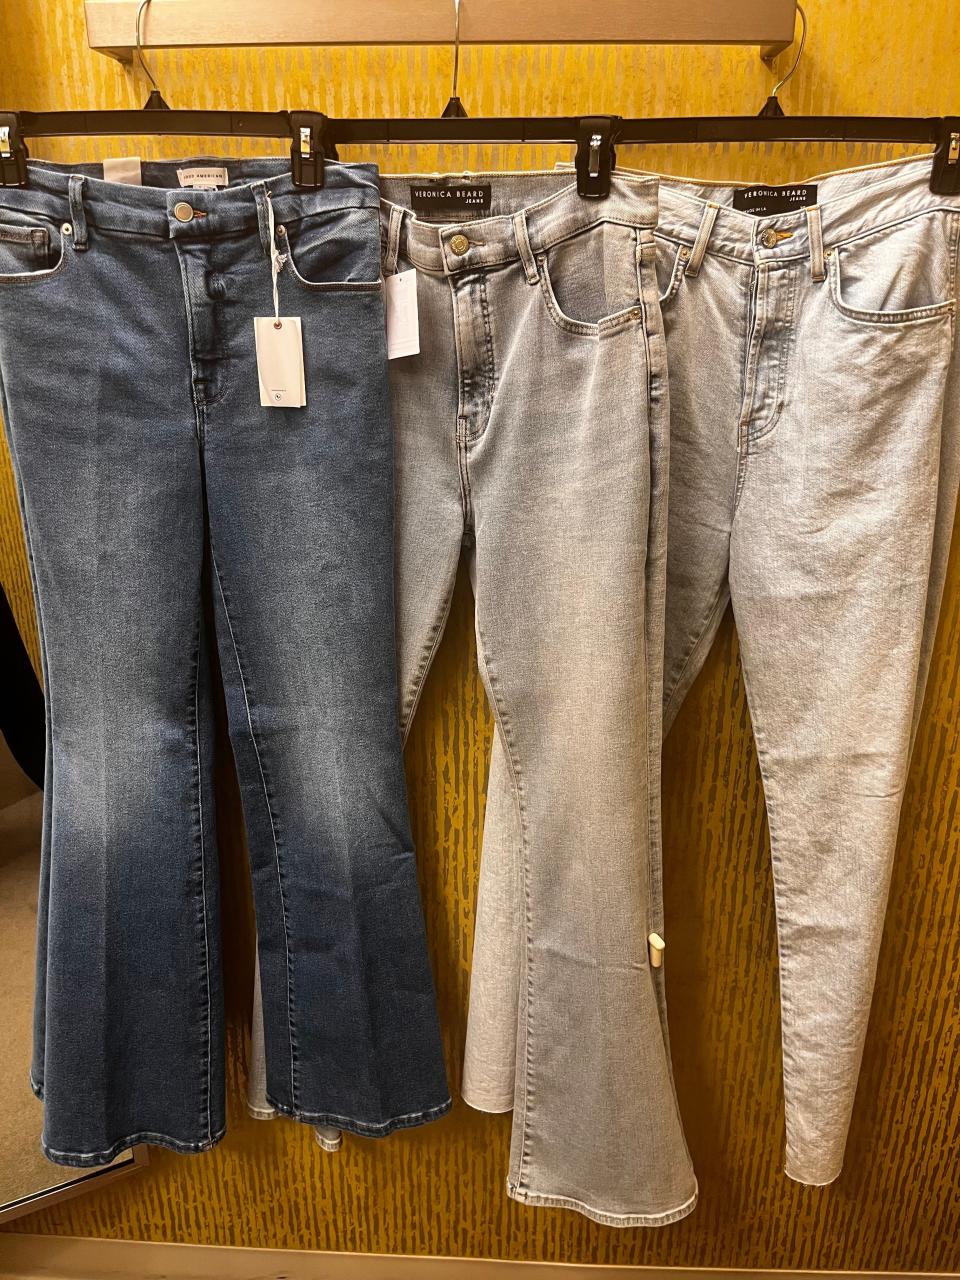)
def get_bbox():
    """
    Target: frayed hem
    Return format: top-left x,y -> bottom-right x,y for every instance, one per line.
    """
507,1179 -> 699,1228
264,1092 -> 452,1138
42,1125 -> 226,1168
